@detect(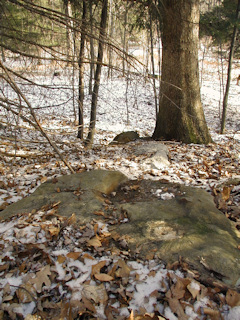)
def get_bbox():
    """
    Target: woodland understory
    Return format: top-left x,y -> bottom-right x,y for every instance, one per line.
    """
0,44 -> 240,319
